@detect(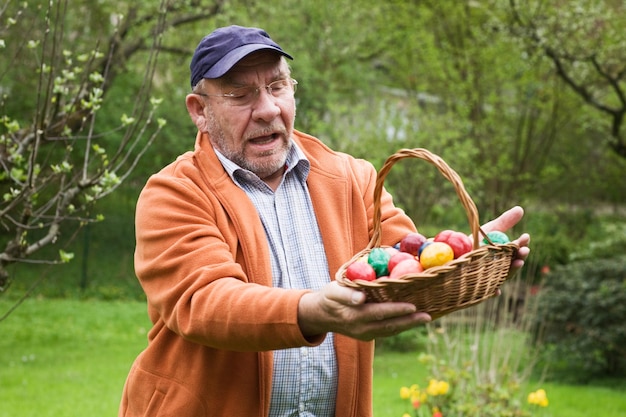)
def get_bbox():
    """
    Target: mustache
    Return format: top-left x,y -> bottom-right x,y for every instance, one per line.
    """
244,125 -> 288,140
